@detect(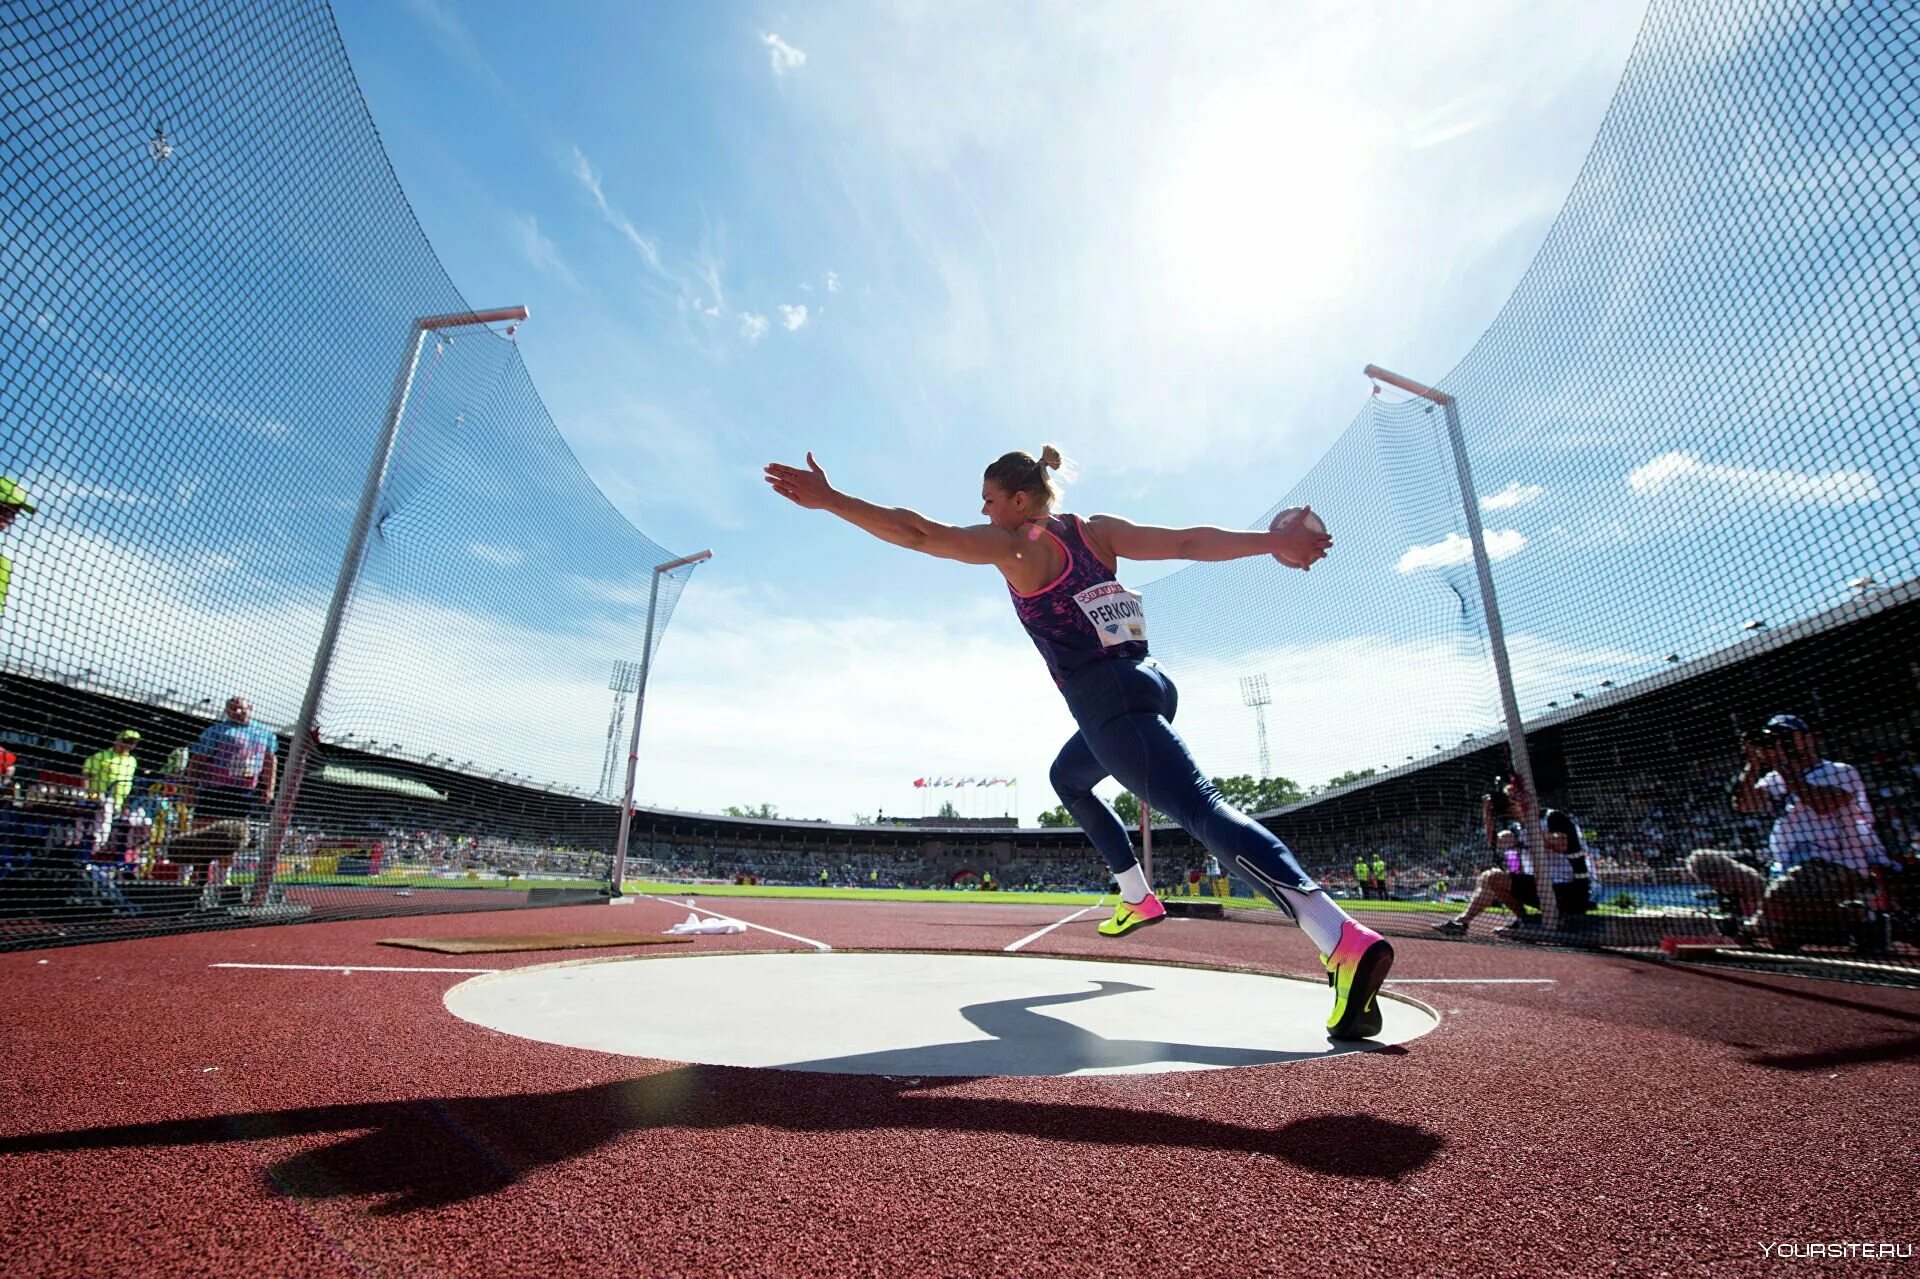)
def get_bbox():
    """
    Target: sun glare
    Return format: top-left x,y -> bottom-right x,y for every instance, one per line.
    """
1153,82 -> 1373,333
